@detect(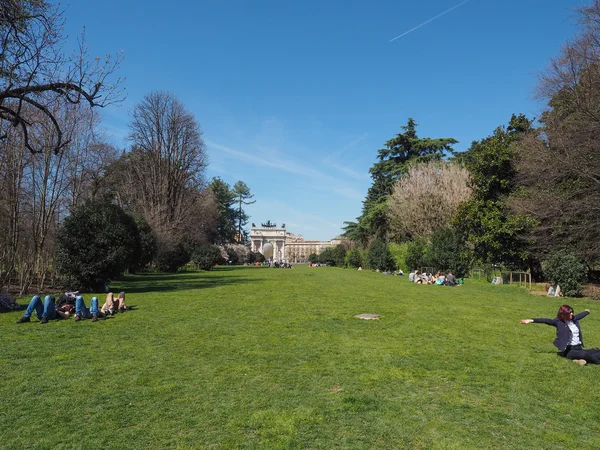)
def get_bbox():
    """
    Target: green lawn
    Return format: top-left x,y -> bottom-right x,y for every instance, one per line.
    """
2,265 -> 599,449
